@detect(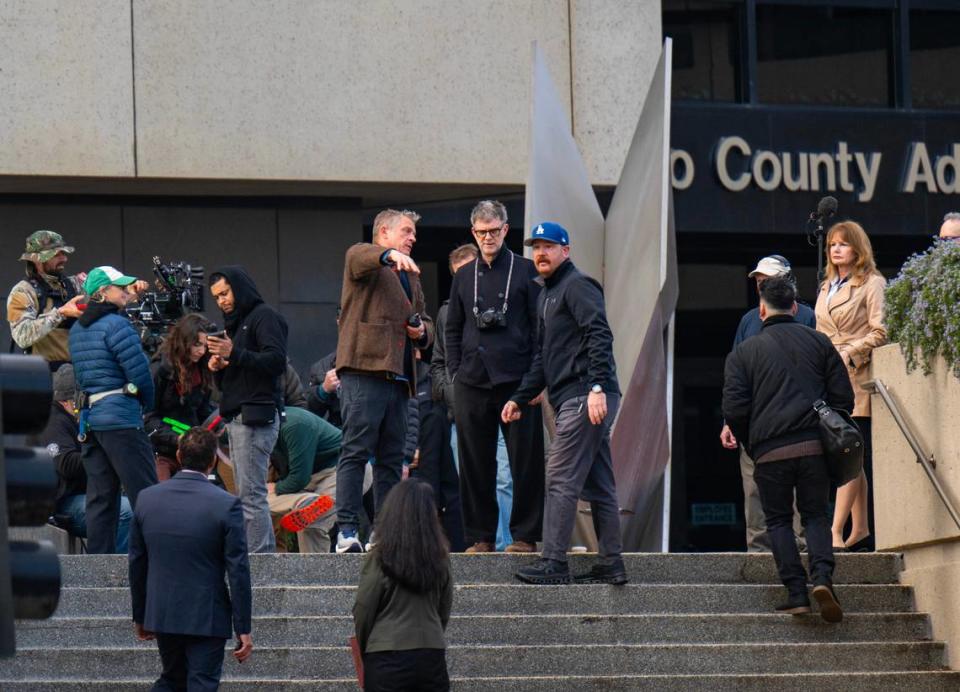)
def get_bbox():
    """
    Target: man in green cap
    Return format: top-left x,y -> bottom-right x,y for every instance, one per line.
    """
7,230 -> 86,370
